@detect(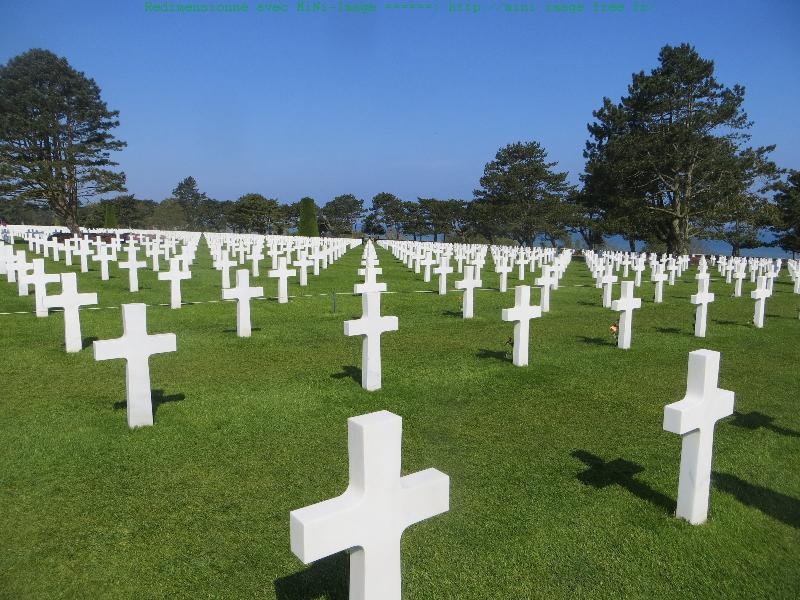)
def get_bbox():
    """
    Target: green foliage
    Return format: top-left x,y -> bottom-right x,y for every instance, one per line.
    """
322,194 -> 364,236
474,141 -> 576,247
361,212 -> 385,237
145,199 -> 187,230
0,198 -> 56,226
399,200 -> 429,240
227,193 -> 282,234
771,170 -> 800,256
103,202 -> 118,229
582,43 -> 779,254
170,176 -> 210,231
0,49 -> 127,233
418,198 -> 467,242
371,192 -> 404,238
298,197 -> 319,237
